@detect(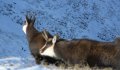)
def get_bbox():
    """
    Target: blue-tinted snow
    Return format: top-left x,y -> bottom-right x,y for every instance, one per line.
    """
0,0 -> 120,69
